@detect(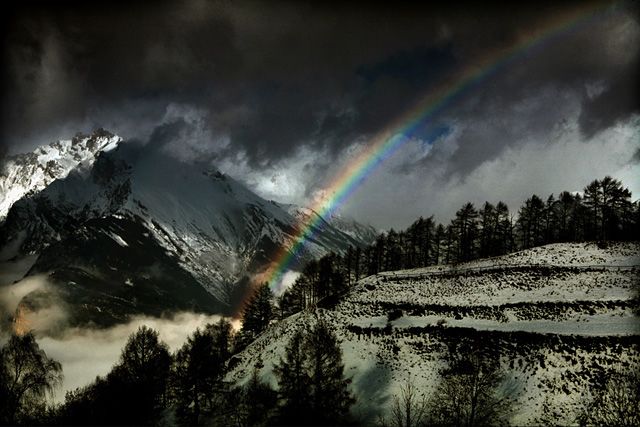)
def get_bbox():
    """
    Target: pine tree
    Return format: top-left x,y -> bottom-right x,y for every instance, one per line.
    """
557,191 -> 574,241
345,246 -> 353,286
274,330 -> 312,425
453,202 -> 478,262
280,279 -> 306,318
385,229 -> 402,271
116,326 -> 172,425
305,319 -> 355,425
543,194 -> 558,244
420,216 -> 435,266
275,319 -> 355,425
479,202 -> 496,258
172,324 -> 230,425
434,223 -> 446,265
495,201 -> 511,255
407,218 -> 421,268
238,359 -> 278,427
518,195 -> 545,248
585,176 -> 633,241
583,179 -> 602,240
239,282 -> 275,347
